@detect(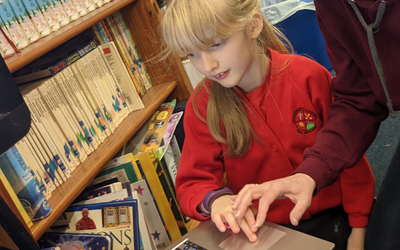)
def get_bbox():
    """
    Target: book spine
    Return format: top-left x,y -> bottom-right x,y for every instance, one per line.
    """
34,0 -> 60,32
94,23 -> 108,44
0,145 -> 52,221
27,127 -> 67,184
50,77 -> 93,155
38,80 -> 88,163
70,63 -> 112,138
21,0 -> 52,37
70,0 -> 86,16
57,70 -> 100,149
19,137 -> 56,195
102,17 -> 146,96
24,89 -> 80,169
49,0 -> 69,26
110,13 -> 153,90
8,0 -> 41,43
14,138 -> 52,200
64,67 -> 107,142
76,56 -> 116,132
59,0 -> 79,21
94,47 -> 133,114
0,167 -> 34,228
